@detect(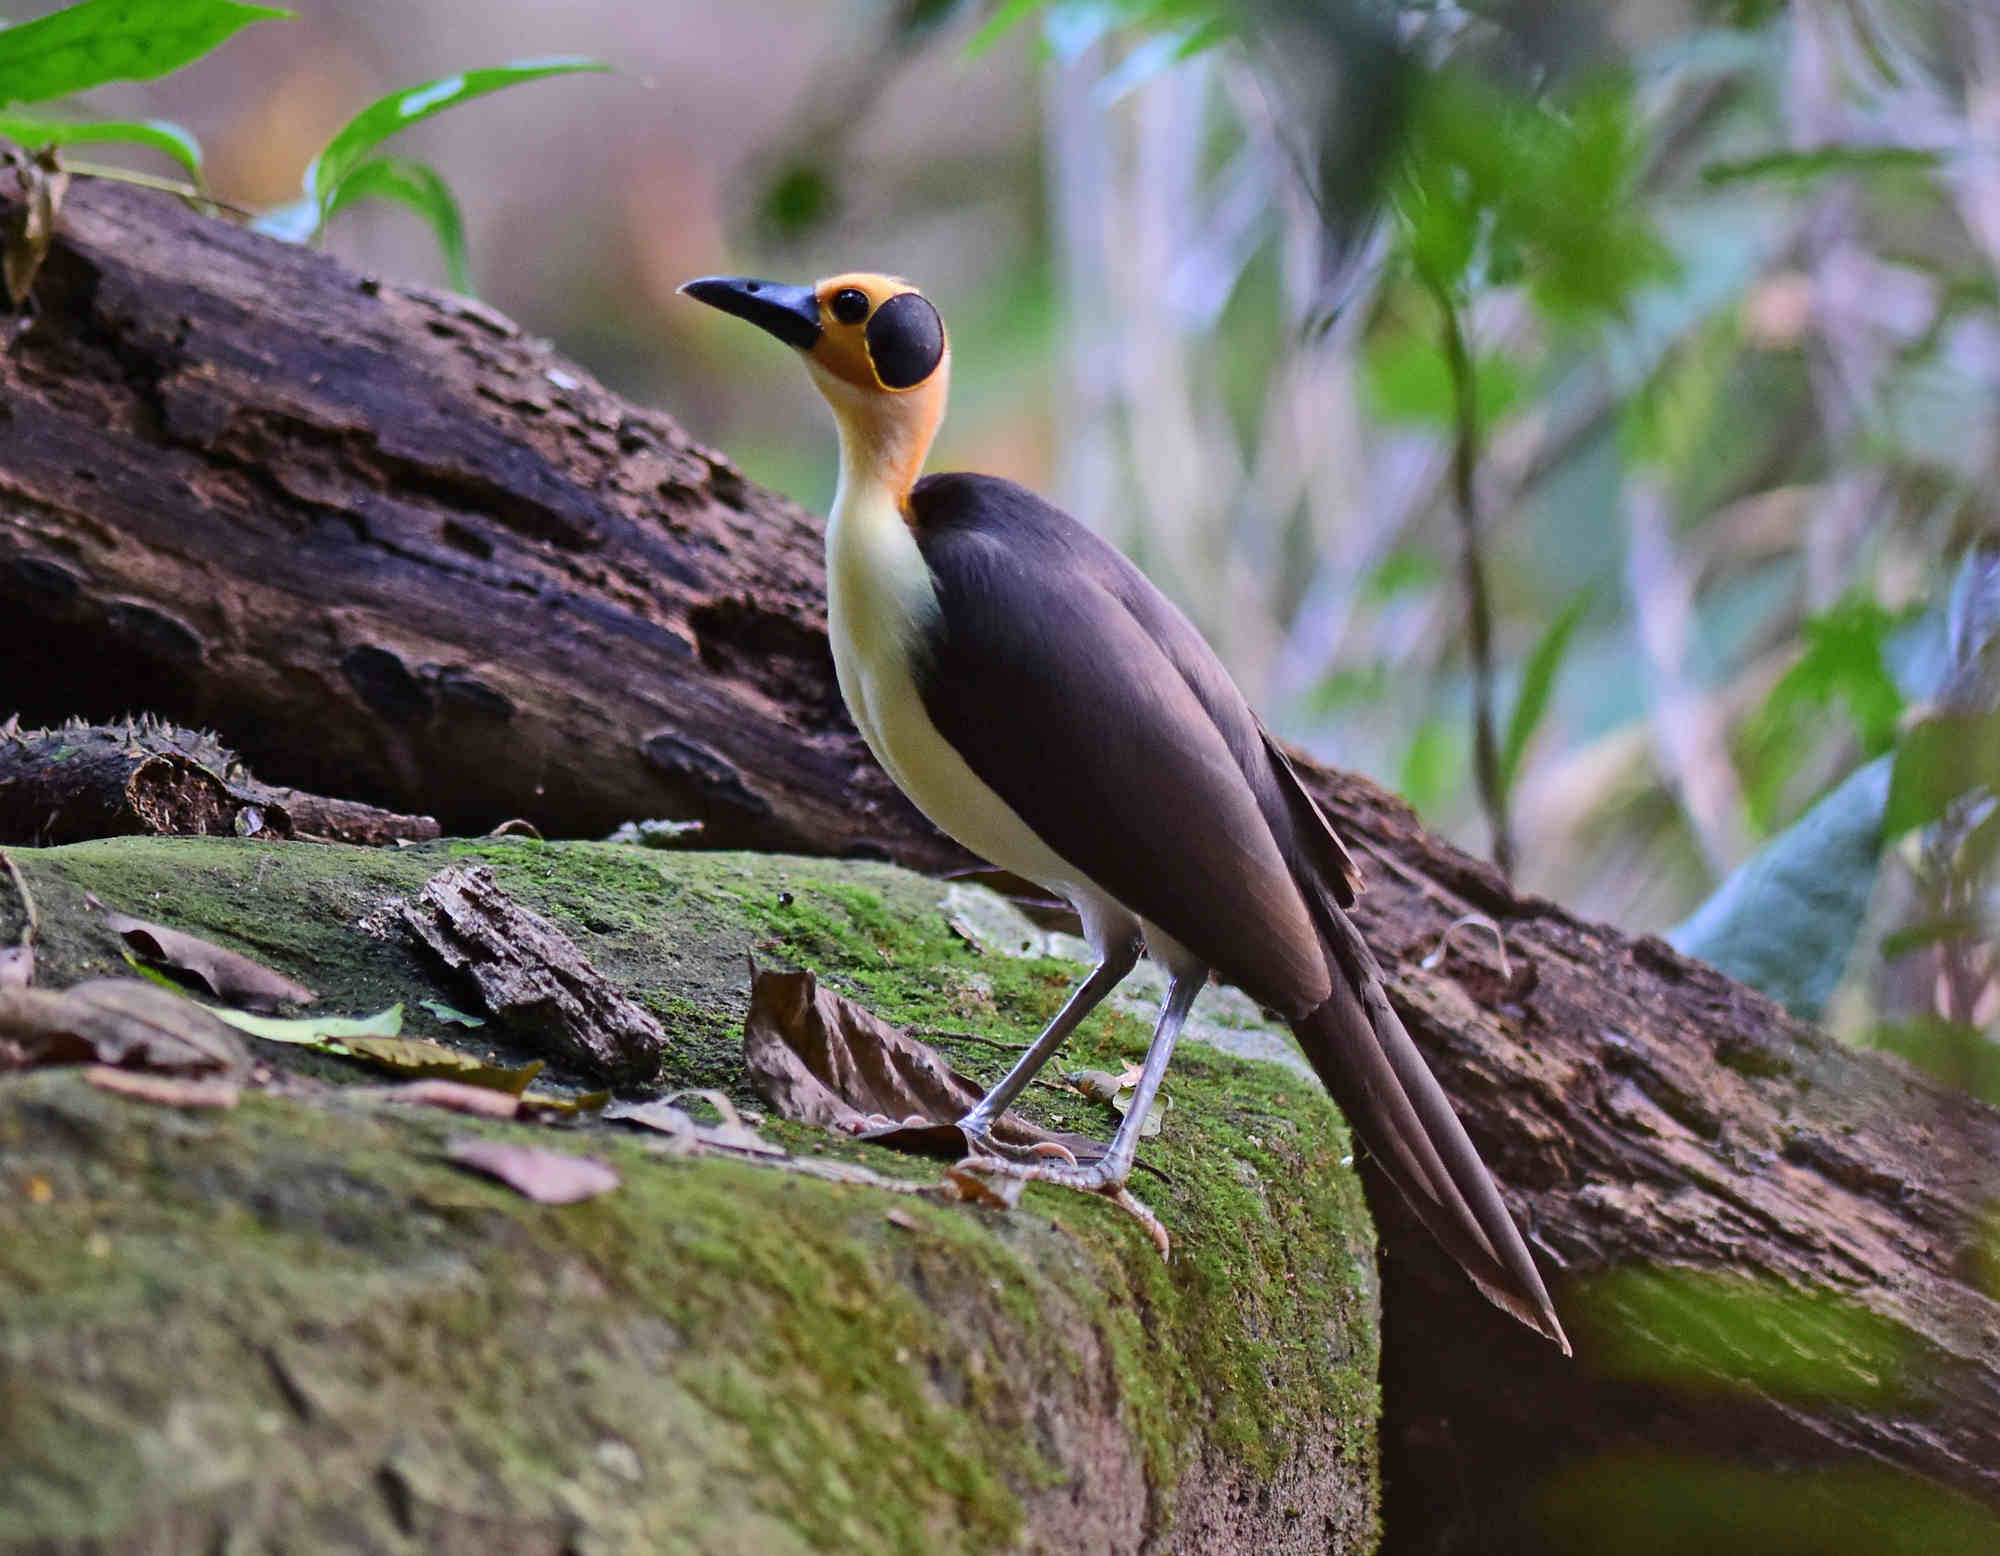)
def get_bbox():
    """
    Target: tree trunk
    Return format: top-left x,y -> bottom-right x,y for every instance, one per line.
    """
3,178 -> 1997,1554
